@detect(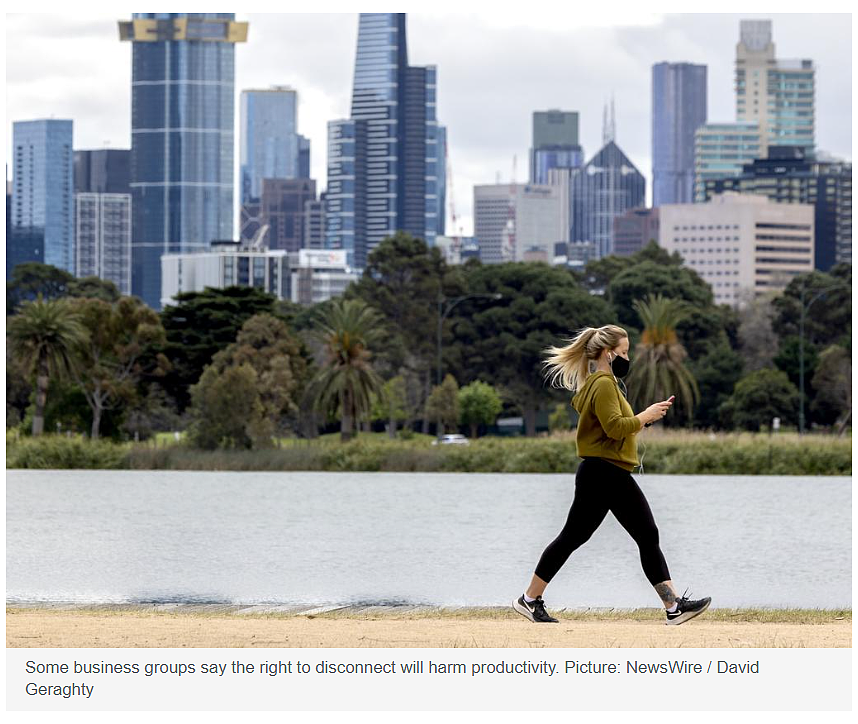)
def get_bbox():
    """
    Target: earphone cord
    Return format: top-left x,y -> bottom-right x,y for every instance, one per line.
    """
615,375 -> 645,474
